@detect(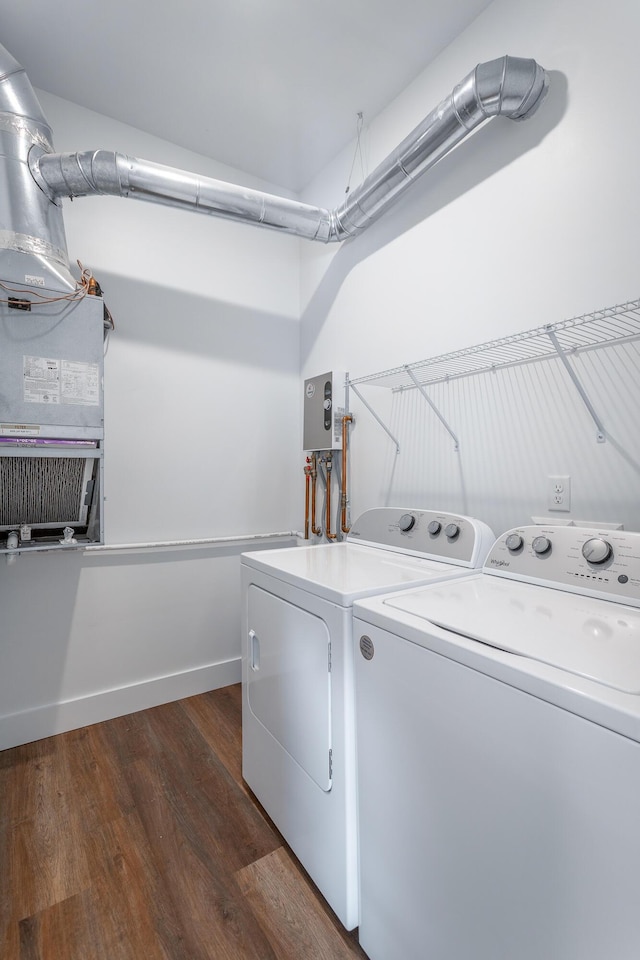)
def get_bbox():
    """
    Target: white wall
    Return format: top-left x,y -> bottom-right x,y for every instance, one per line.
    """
300,0 -> 640,537
0,95 -> 301,749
